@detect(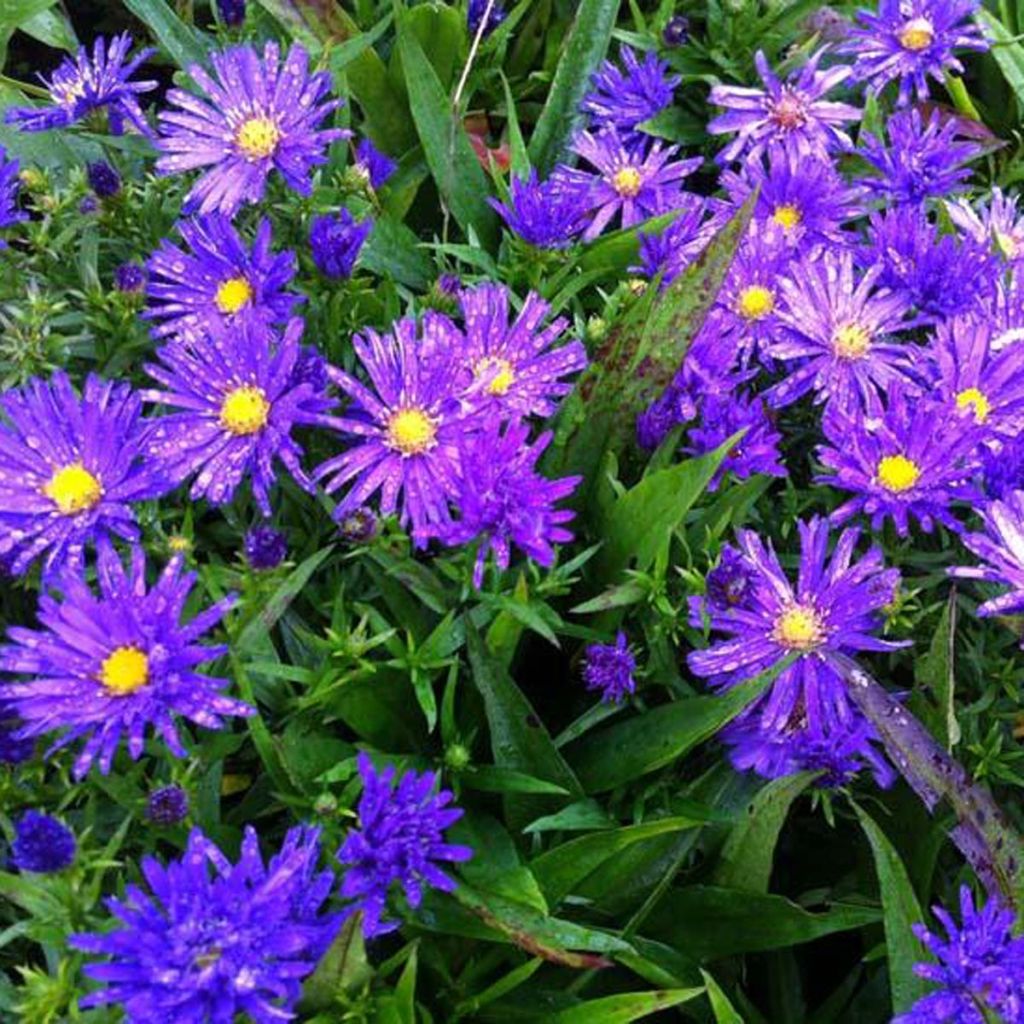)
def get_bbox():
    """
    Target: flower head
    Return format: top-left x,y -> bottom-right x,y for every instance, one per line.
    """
0,372 -> 169,579
73,825 -> 338,1022
11,811 -> 75,873
6,33 -> 156,135
560,129 -> 701,240
490,170 -> 587,249
353,138 -> 396,189
468,0 -> 507,35
948,187 -> 1024,264
981,433 -> 1024,500
582,46 -> 680,139
636,194 -> 722,284
764,249 -> 917,410
583,632 -> 637,703
817,387 -> 983,535
217,0 -> 246,26
844,0 -> 988,105
457,283 -> 586,418
87,160 -> 121,198
894,886 -> 1024,1023
143,318 -> 333,515
145,215 -> 300,344
0,542 -> 250,778
687,517 -> 905,781
114,262 -> 145,293
146,784 -> 190,825
338,753 -> 472,938
431,419 -> 579,587
708,49 -> 860,164
156,42 -> 346,216
310,210 -> 371,279
245,524 -> 288,569
663,15 -> 691,46
858,108 -> 980,205
0,147 -> 27,242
